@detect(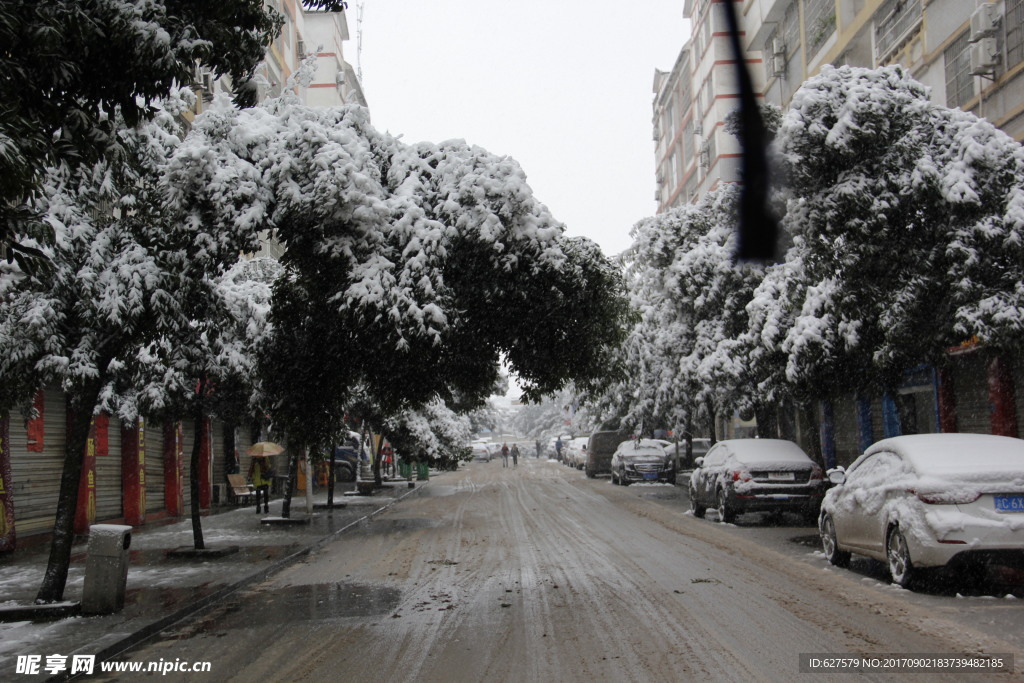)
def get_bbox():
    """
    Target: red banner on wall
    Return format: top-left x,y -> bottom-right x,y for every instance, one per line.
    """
0,414 -> 16,551
121,420 -> 146,525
